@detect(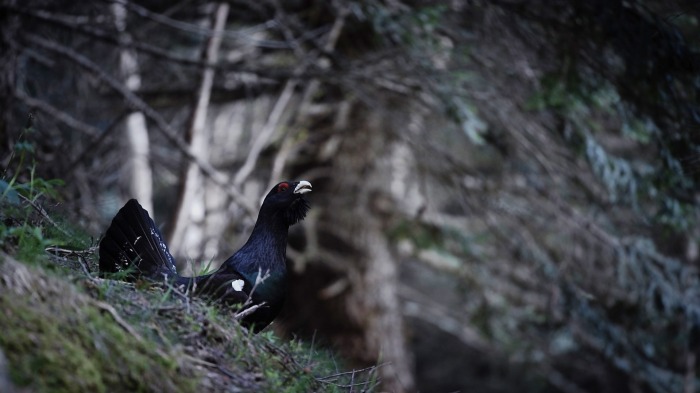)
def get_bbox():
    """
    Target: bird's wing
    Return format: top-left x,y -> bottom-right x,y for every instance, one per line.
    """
185,272 -> 252,305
